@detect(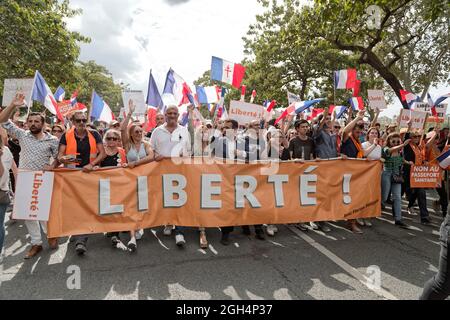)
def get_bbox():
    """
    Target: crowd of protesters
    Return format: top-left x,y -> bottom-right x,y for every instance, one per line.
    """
0,92 -> 449,265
